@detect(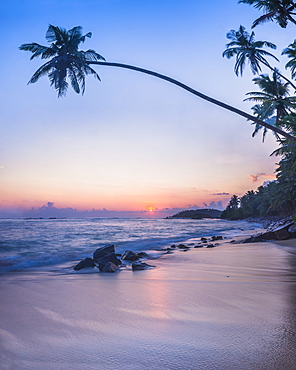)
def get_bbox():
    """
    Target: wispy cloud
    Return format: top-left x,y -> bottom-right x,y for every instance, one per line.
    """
212,192 -> 229,196
248,173 -> 276,183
